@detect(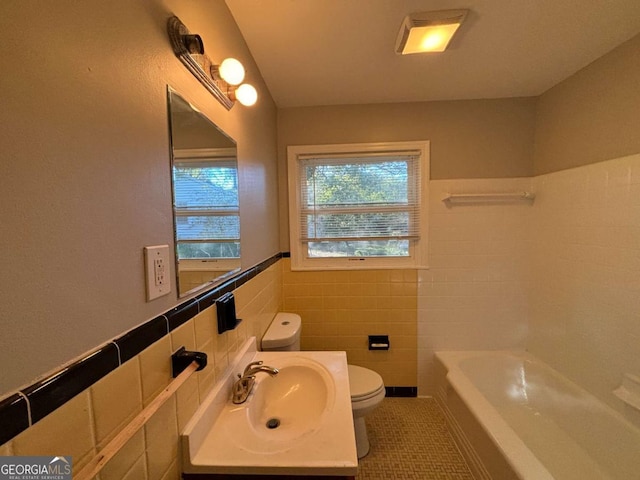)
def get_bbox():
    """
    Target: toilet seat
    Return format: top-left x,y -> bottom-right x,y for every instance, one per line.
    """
348,364 -> 385,401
